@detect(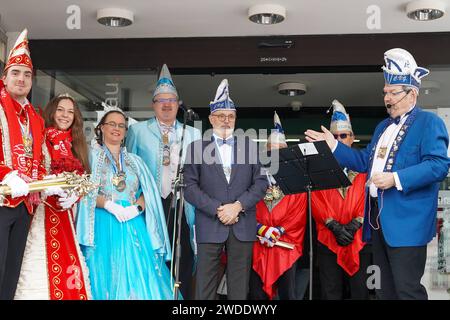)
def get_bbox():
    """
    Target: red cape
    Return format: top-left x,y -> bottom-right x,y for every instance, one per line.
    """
253,193 -> 307,299
311,173 -> 367,276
